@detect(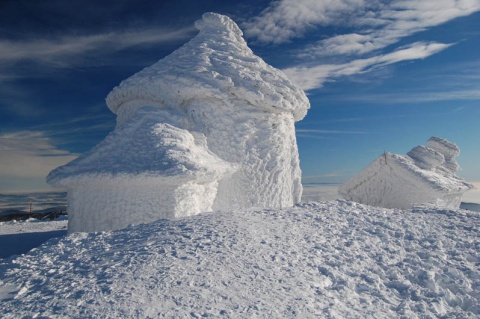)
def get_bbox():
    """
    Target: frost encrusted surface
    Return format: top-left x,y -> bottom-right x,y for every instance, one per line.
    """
47,107 -> 234,183
47,13 -> 309,232
1,201 -> 479,318
47,107 -> 236,232
106,12 -> 309,124
339,137 -> 473,209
